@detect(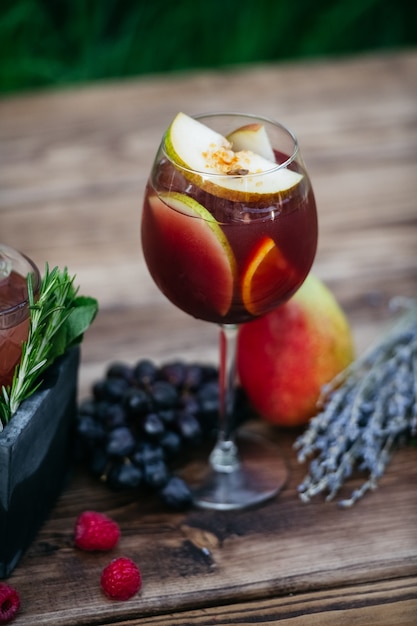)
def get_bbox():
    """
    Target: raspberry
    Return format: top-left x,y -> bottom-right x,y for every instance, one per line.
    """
74,510 -> 120,551
0,583 -> 20,624
100,557 -> 142,601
